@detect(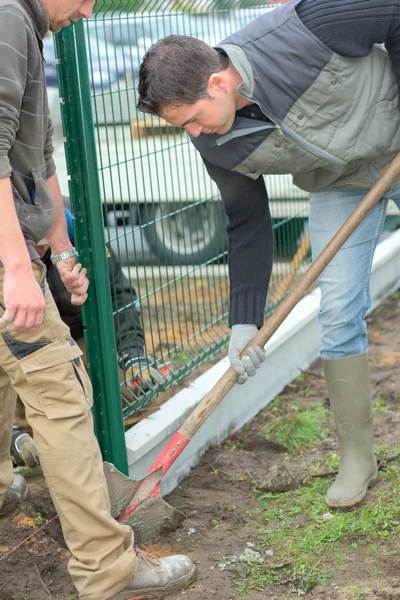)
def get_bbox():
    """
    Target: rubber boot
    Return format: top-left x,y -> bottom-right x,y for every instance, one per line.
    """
323,352 -> 378,509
